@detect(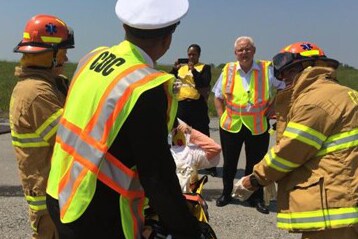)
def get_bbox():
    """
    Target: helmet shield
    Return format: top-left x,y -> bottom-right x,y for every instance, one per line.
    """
273,42 -> 339,80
